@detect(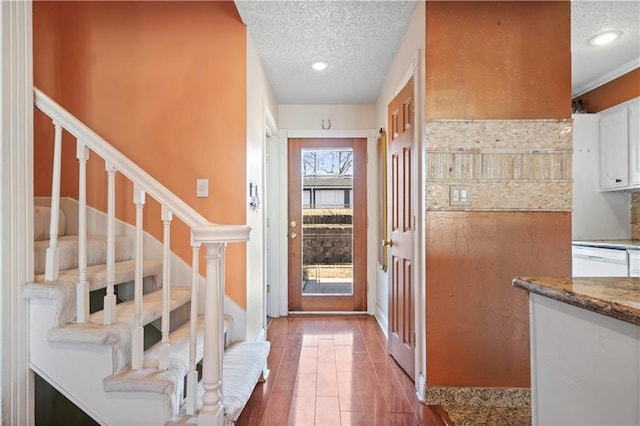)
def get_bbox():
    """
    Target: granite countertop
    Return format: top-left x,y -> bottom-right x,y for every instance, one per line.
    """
572,240 -> 640,250
513,277 -> 640,326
